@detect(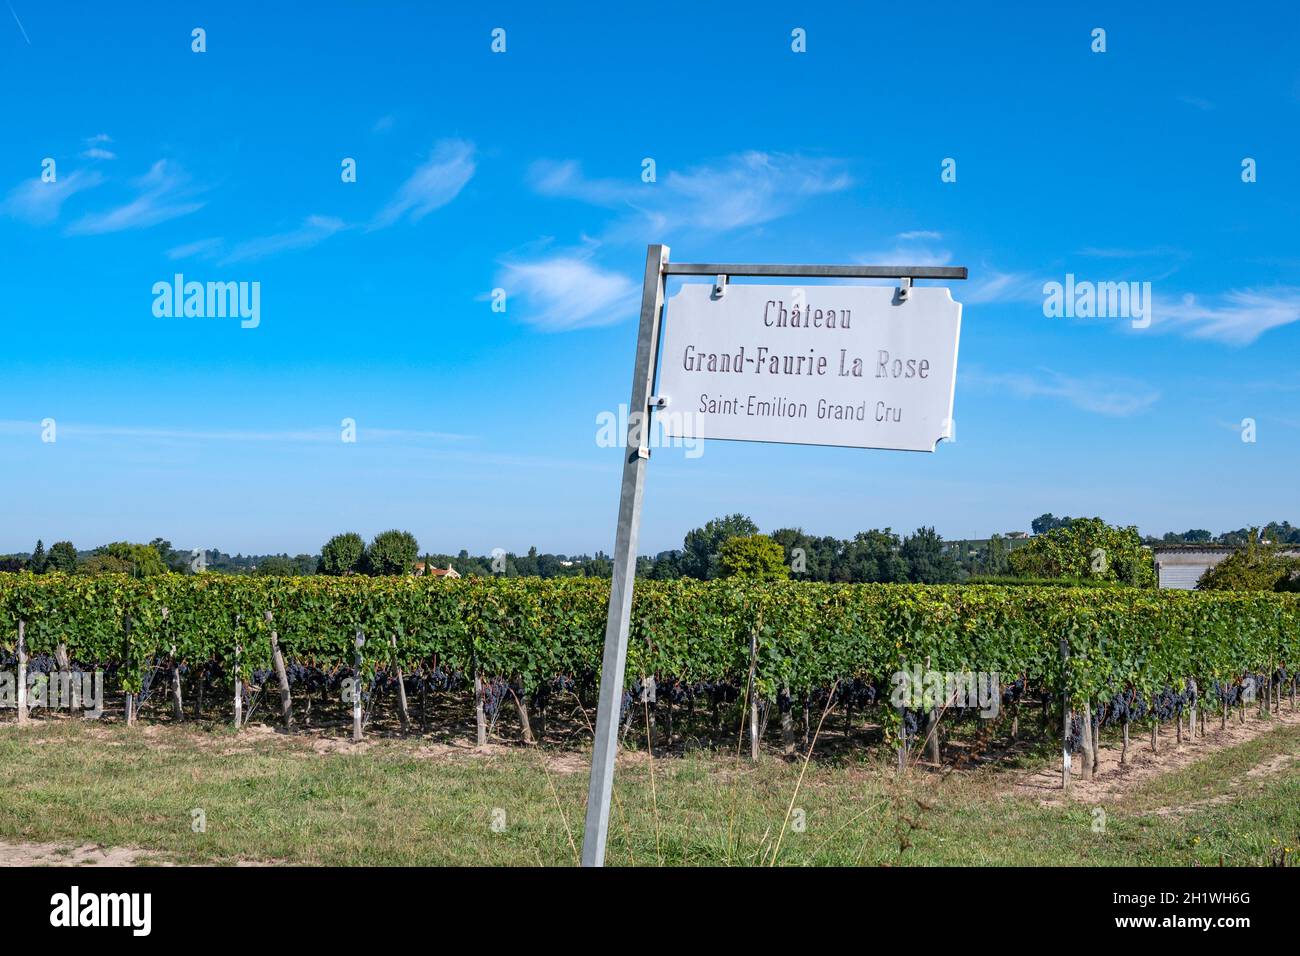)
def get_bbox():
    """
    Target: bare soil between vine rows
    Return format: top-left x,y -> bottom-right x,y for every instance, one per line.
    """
1013,702 -> 1300,805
